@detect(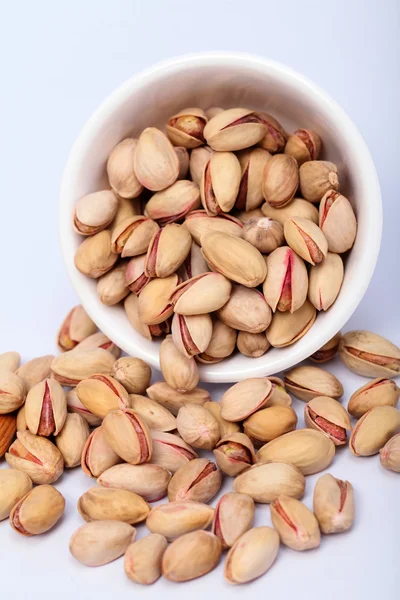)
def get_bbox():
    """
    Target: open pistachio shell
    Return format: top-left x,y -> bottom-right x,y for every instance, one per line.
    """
134,127 -> 179,191
144,180 -> 201,225
308,252 -> 344,311
339,331 -> 400,378
266,300 -> 316,348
